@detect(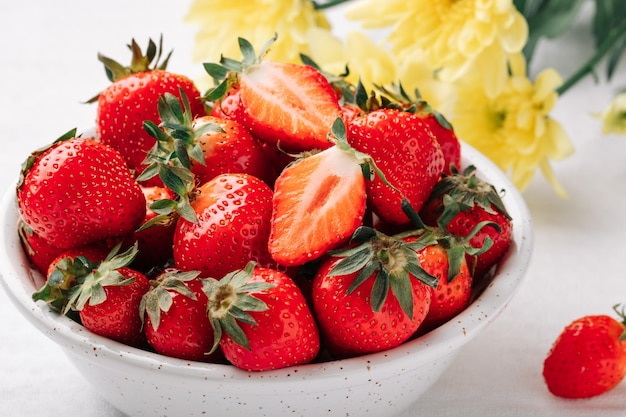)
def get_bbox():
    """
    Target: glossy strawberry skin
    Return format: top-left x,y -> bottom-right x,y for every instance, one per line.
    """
190,115 -> 277,187
79,267 -> 150,348
416,243 -> 472,332
17,137 -> 147,249
312,255 -> 432,358
19,221 -> 66,276
143,274 -> 221,362
219,267 -> 320,371
419,113 -> 461,176
128,185 -> 177,272
543,314 -> 626,398
97,70 -> 206,182
173,173 -> 274,279
347,109 -> 445,225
